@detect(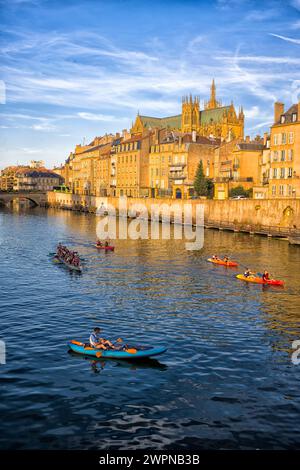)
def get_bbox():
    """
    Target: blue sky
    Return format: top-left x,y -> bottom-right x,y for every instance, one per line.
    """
0,0 -> 300,169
